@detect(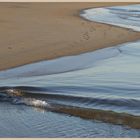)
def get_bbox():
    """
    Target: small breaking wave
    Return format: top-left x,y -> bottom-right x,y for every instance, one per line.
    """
0,88 -> 50,109
0,86 -> 140,129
